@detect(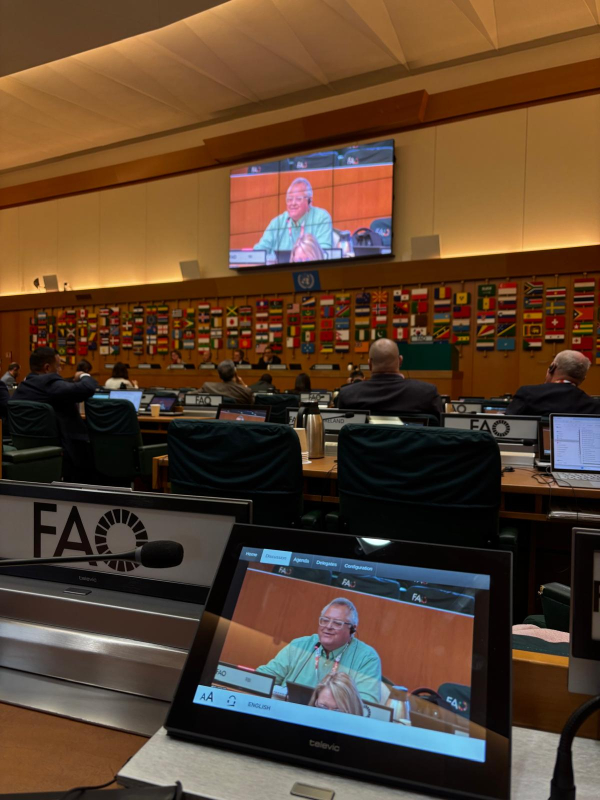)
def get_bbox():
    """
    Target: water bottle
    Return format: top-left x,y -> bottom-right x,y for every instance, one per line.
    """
296,402 -> 324,459
389,685 -> 412,725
